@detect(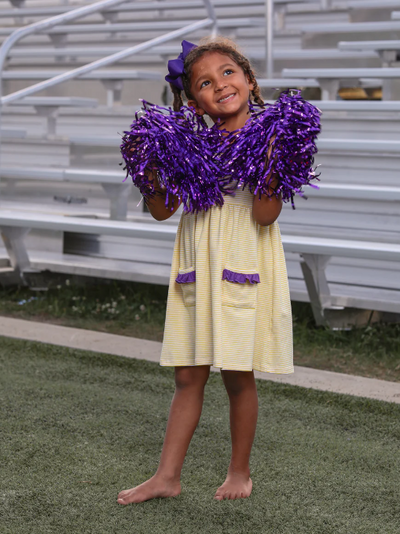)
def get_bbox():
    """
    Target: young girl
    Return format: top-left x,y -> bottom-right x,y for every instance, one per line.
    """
118,37 -> 320,505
